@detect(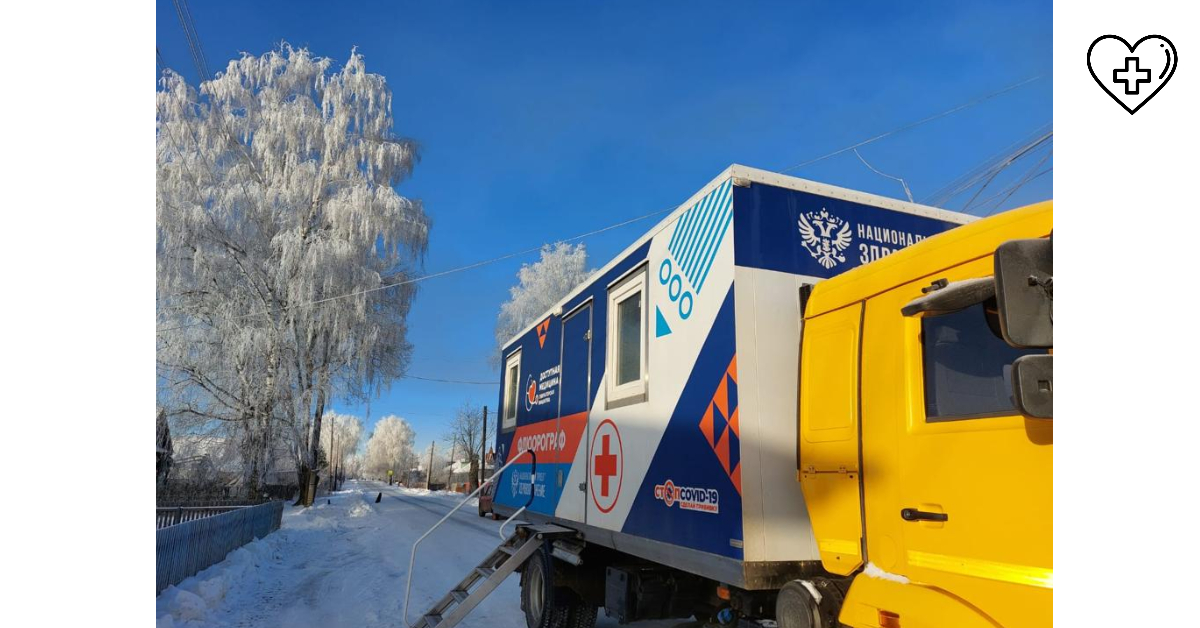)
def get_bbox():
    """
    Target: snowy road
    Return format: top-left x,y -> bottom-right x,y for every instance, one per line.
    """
156,480 -> 672,628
